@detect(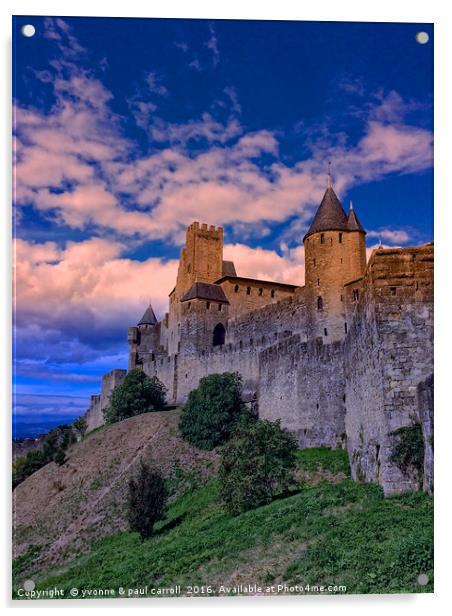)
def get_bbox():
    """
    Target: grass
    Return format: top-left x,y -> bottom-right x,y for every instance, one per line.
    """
12,448 -> 433,597
12,545 -> 42,579
295,447 -> 350,474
